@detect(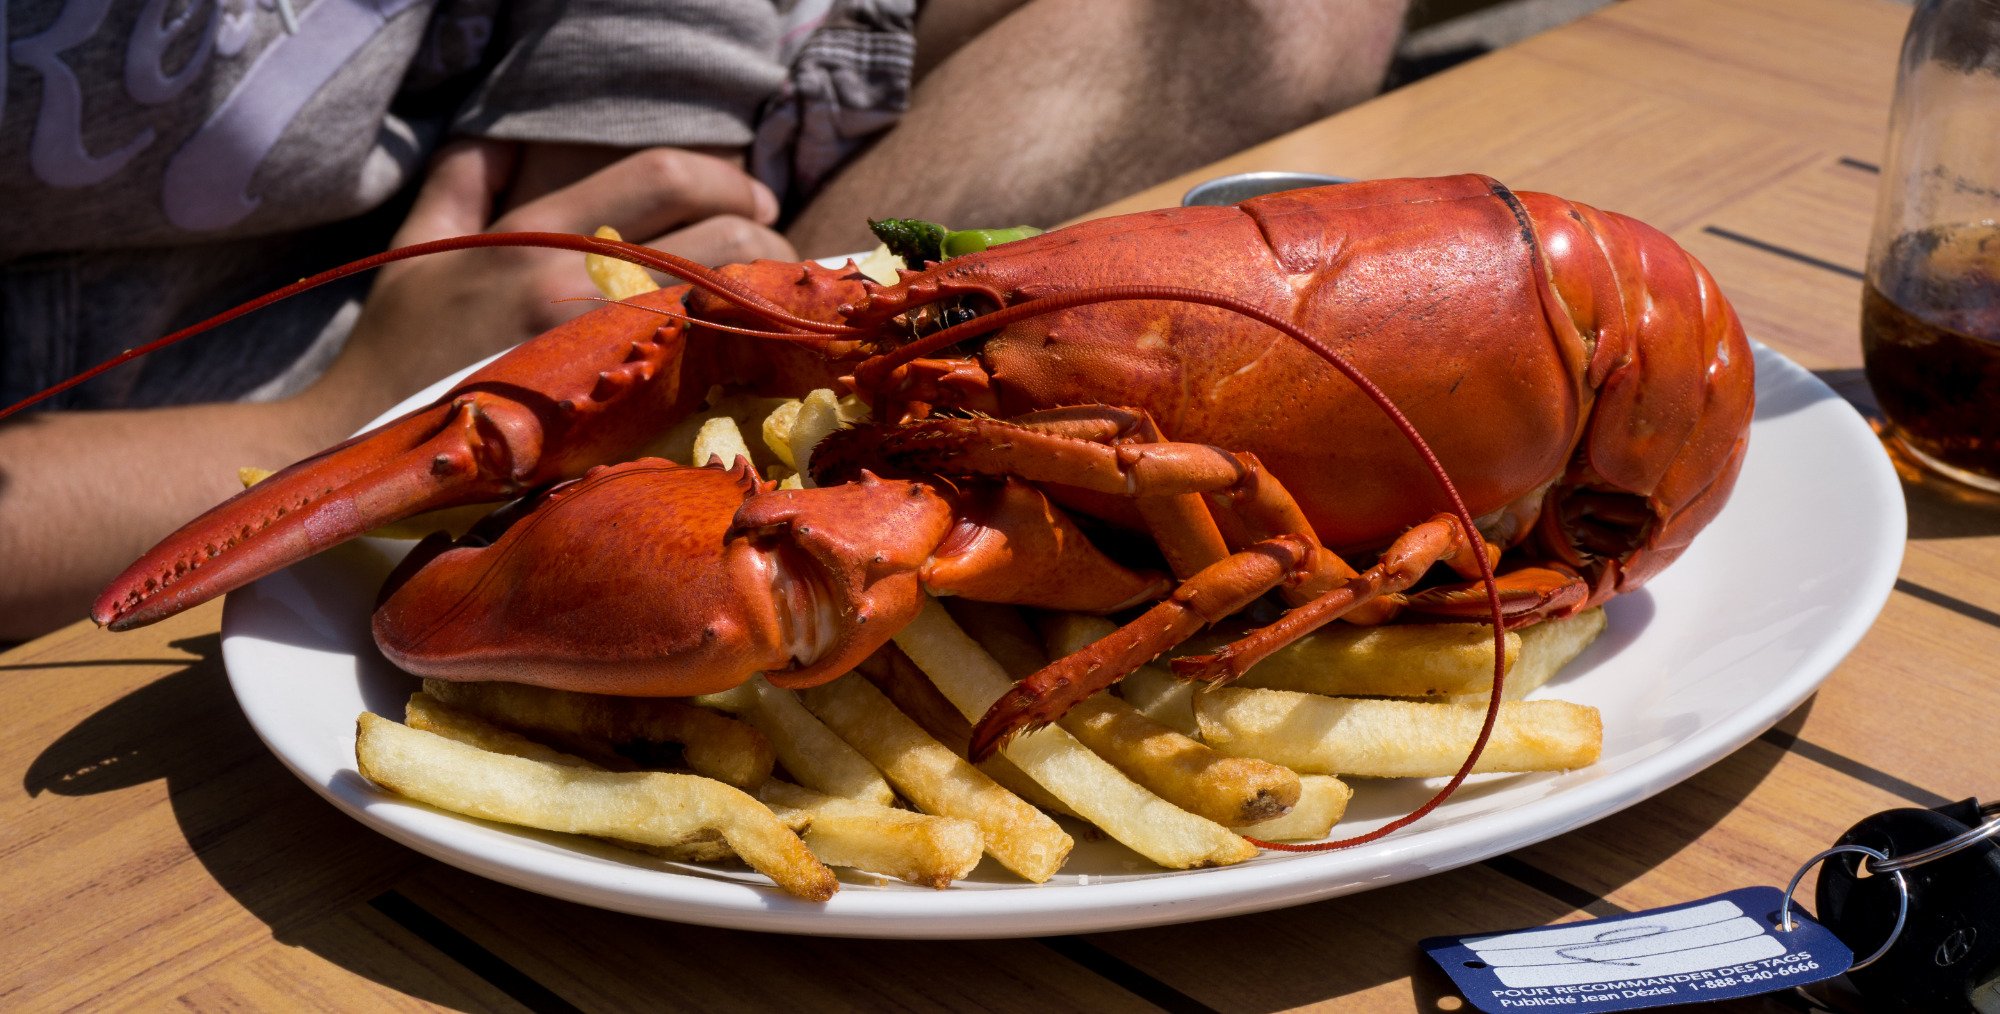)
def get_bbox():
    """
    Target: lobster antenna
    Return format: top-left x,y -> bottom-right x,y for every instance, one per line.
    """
870,285 -> 1507,850
556,296 -> 851,343
0,232 -> 865,422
